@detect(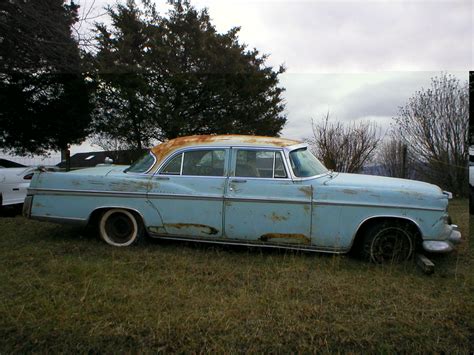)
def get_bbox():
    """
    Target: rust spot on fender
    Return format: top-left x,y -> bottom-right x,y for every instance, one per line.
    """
165,223 -> 219,235
342,189 -> 358,195
299,186 -> 312,198
260,233 -> 310,244
149,135 -> 301,172
71,180 -> 81,186
148,226 -> 167,234
109,180 -> 150,191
